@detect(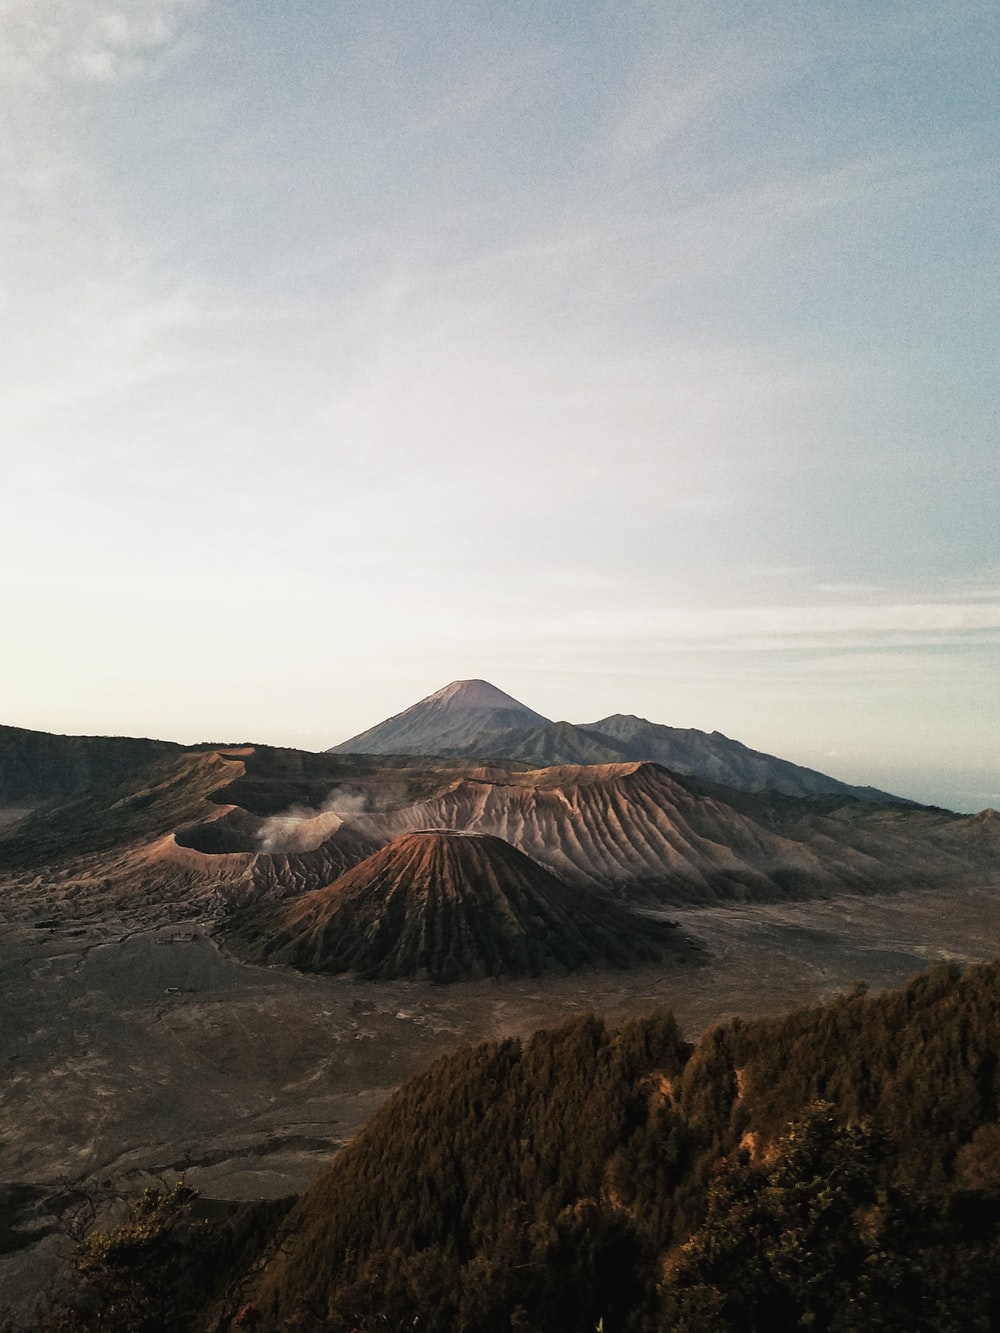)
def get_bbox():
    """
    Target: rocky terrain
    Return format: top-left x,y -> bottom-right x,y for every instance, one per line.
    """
2,731 -> 997,922
223,830 -> 683,980
339,761 -> 998,902
464,712 -> 900,802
